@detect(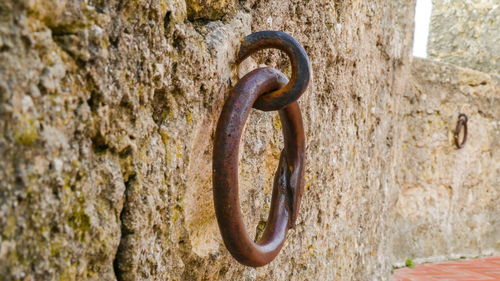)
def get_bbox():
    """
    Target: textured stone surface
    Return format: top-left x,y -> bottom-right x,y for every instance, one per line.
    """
0,1 -> 418,280
390,58 -> 500,264
2,0 -> 499,280
428,0 -> 500,75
